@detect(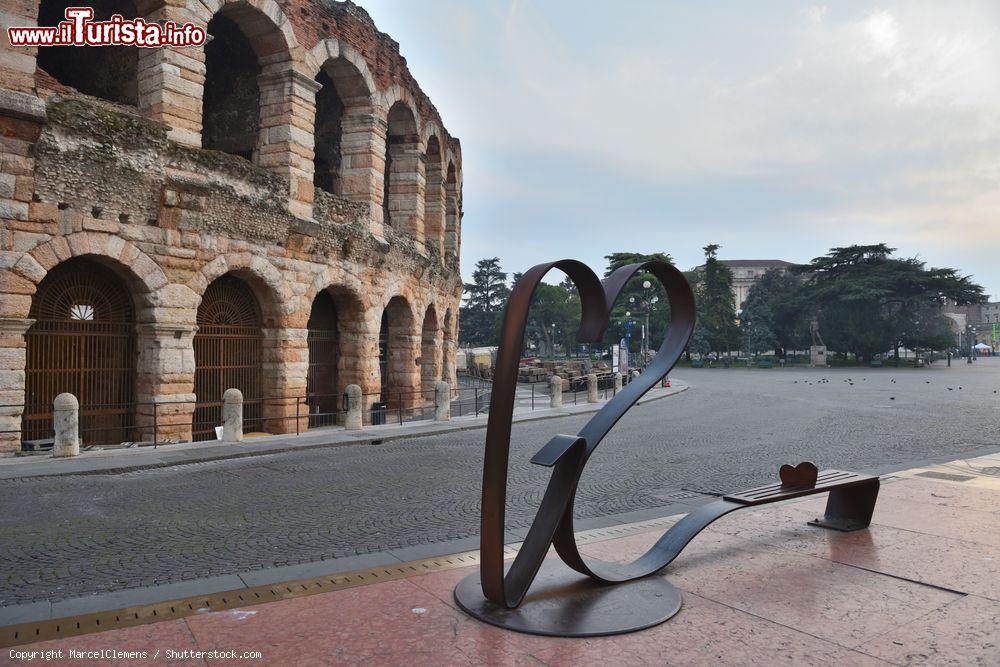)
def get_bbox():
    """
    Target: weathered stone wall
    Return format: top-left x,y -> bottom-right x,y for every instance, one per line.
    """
0,0 -> 464,452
